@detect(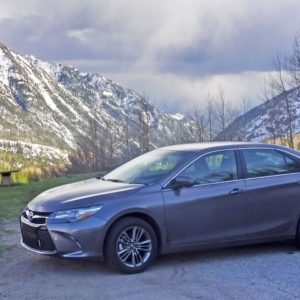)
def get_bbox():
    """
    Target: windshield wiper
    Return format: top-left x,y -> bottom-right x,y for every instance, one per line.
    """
103,178 -> 127,183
